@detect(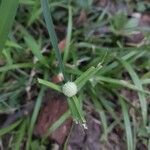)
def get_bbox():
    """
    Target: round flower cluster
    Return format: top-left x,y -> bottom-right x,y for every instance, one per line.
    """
62,81 -> 78,97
